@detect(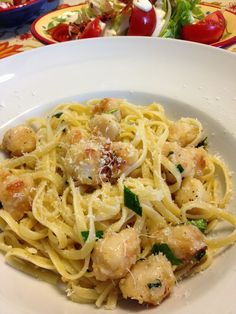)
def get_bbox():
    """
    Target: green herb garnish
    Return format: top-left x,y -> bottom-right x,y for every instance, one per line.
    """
196,137 -> 208,149
176,164 -> 184,173
81,230 -> 104,241
53,112 -> 63,119
104,109 -> 118,114
124,186 -> 142,216
147,279 -> 162,289
151,243 -> 182,265
188,218 -> 207,233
